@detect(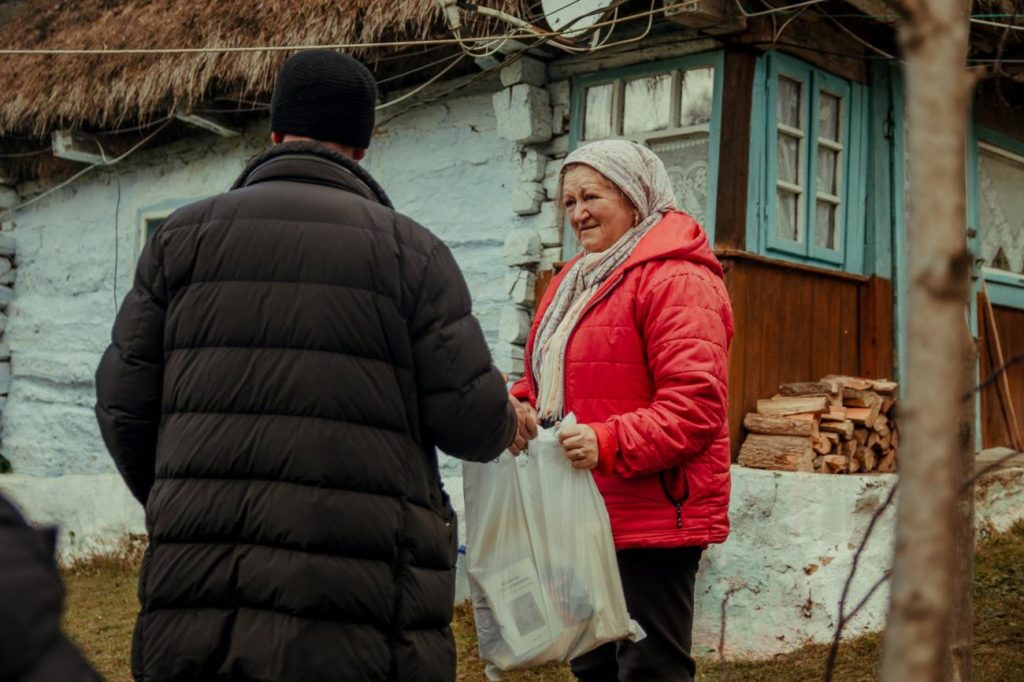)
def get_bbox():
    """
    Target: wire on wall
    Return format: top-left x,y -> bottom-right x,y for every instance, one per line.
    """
0,117 -> 174,219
